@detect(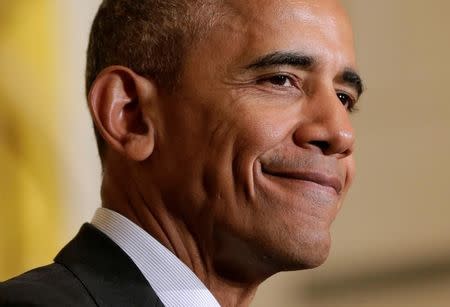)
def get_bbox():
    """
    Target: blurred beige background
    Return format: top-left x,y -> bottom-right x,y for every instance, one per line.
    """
1,1 -> 449,306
